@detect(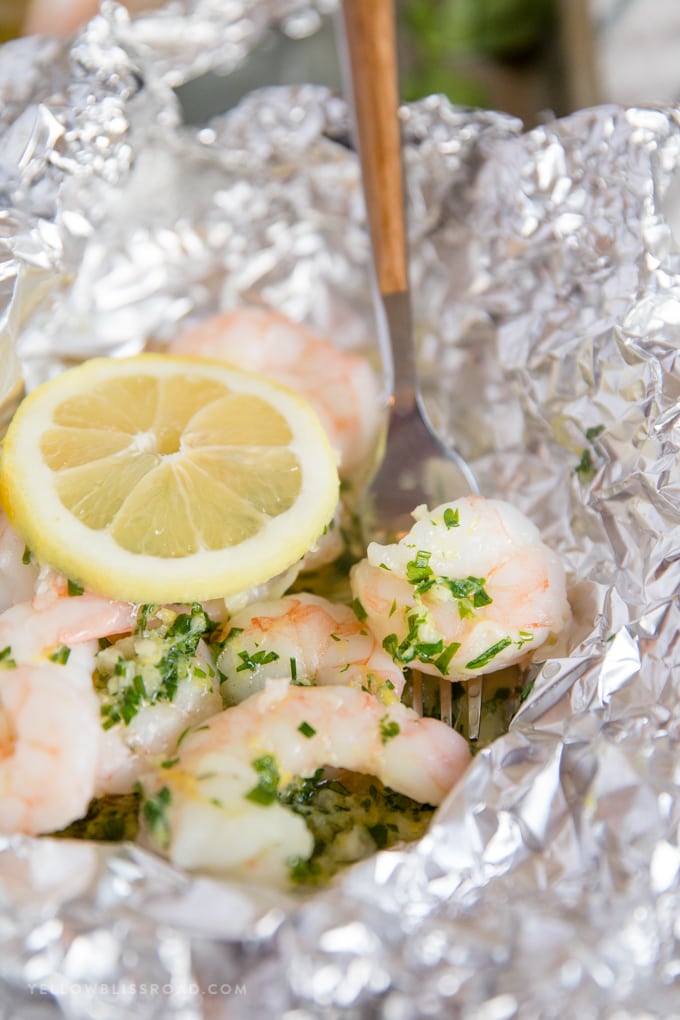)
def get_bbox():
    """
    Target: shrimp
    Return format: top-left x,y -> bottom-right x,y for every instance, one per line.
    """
139,678 -> 471,884
0,591 -> 138,666
167,307 -> 382,480
217,592 -> 405,705
0,587 -> 139,799
0,587 -> 221,796
350,496 -> 570,682
0,660 -> 102,834
22,0 -> 163,36
23,0 -> 97,35
94,604 -> 222,794
0,511 -> 39,613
